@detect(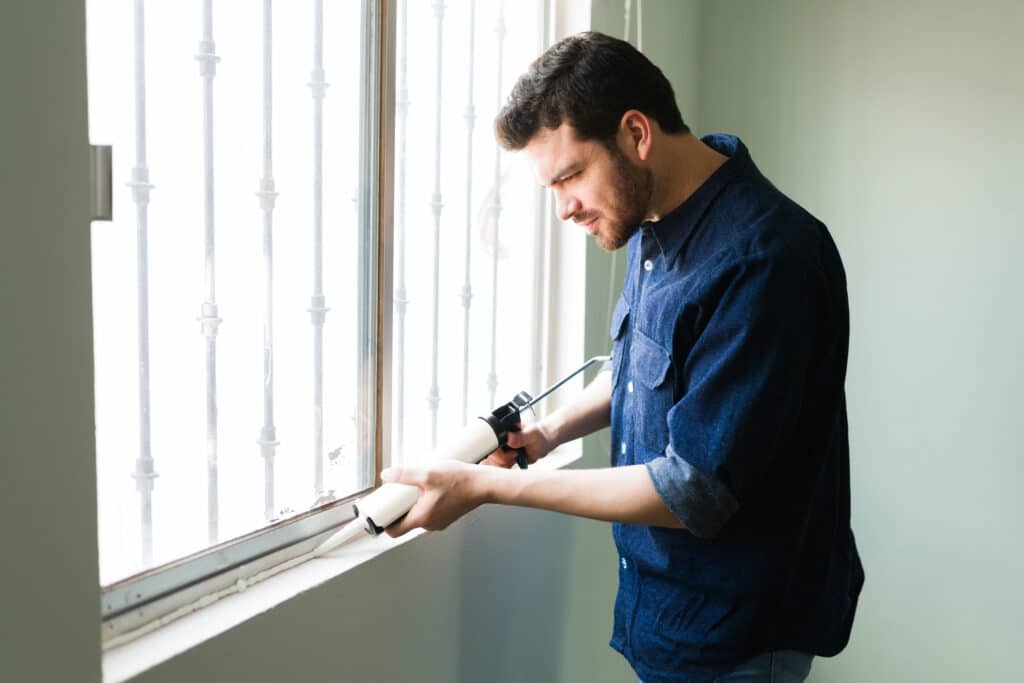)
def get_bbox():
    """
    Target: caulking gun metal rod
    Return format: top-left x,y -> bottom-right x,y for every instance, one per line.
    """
522,355 -> 610,410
